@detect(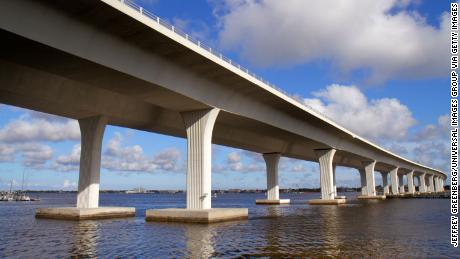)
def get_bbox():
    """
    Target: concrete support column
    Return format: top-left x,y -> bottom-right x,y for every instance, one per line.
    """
332,164 -> 337,197
359,169 -> 367,195
398,174 -> 405,194
363,161 -> 377,196
433,176 -> 439,192
407,171 -> 415,194
309,149 -> 345,205
182,108 -> 220,210
315,149 -> 336,200
390,168 -> 399,195
419,173 -> 427,193
381,172 -> 389,195
263,153 -> 281,200
76,115 -> 108,209
428,174 -> 434,193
